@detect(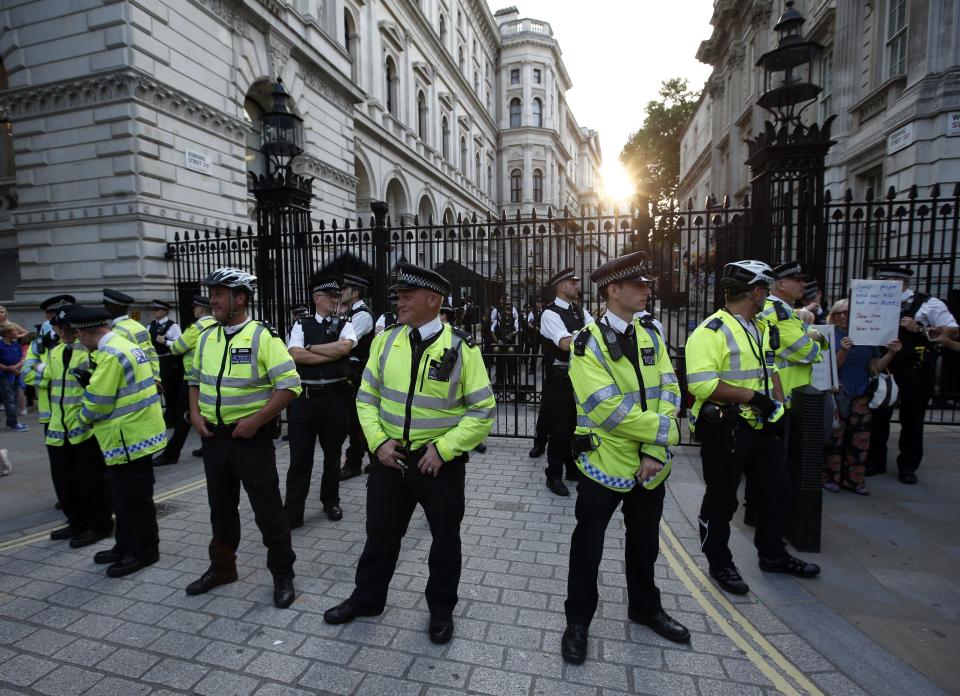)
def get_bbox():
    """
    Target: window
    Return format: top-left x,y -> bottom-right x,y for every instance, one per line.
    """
460,137 -> 467,174
458,46 -> 464,73
457,10 -> 462,29
475,152 -> 481,186
532,98 -> 542,128
487,165 -> 493,196
533,68 -> 541,84
510,68 -> 520,84
441,117 -> 450,160
473,71 -> 479,93
857,166 -> 884,199
417,90 -> 427,140
344,10 -> 358,81
818,49 -> 833,122
531,22 -> 544,32
886,0 -> 907,78
533,169 -> 543,202
243,97 -> 266,186
439,15 -> 446,44
509,98 -> 521,128
385,57 -> 398,116
510,169 -> 522,202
